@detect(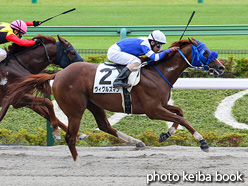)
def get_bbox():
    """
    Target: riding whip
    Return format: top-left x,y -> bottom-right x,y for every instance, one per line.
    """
179,11 -> 195,40
178,11 -> 196,68
41,8 -> 76,24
